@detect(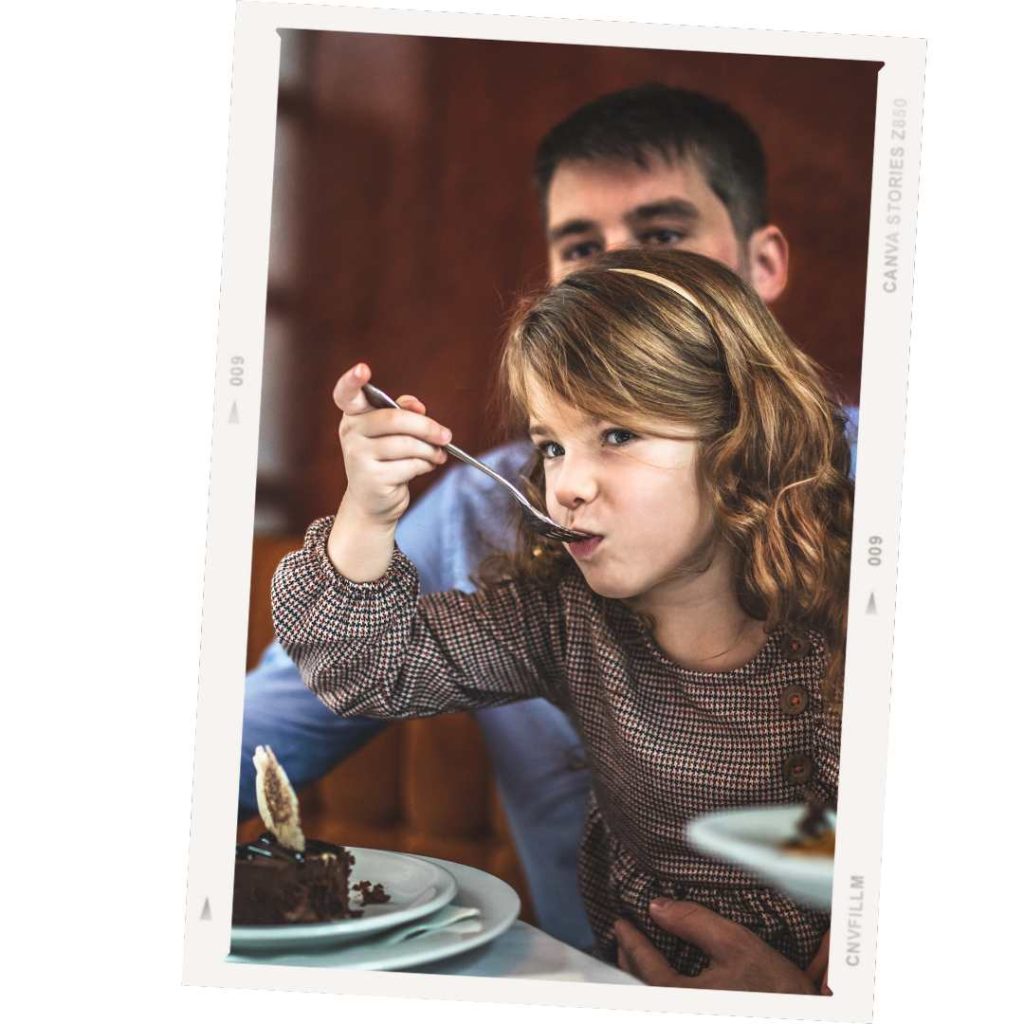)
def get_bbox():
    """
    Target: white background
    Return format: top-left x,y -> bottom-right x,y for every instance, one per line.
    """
4,2 -> 1018,1023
